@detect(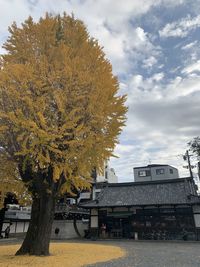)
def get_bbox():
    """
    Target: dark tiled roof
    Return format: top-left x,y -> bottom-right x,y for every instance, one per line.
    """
80,178 -> 199,208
